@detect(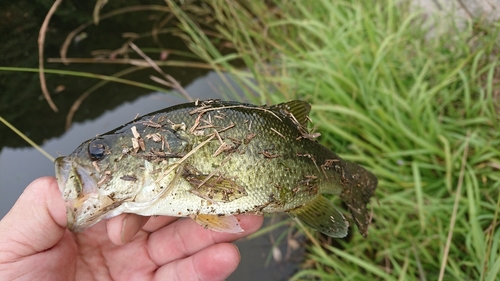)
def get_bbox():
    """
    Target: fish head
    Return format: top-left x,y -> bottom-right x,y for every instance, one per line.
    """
55,125 -> 190,232
55,134 -> 138,232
